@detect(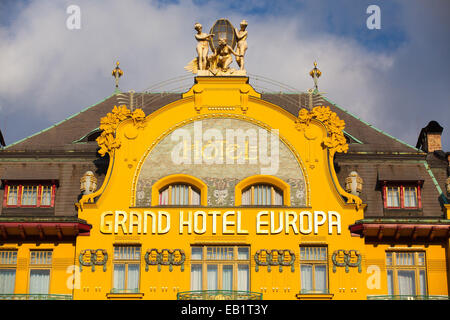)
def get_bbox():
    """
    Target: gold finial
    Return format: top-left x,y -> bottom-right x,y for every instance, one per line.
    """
112,61 -> 123,89
309,61 -> 322,91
